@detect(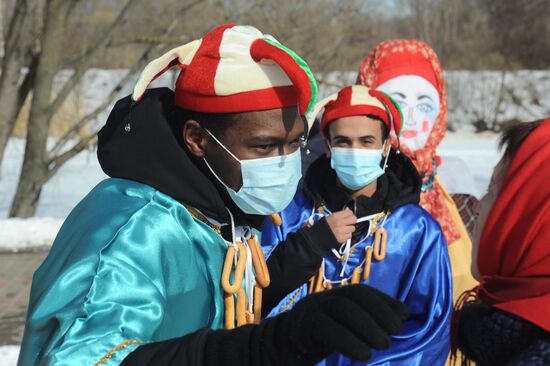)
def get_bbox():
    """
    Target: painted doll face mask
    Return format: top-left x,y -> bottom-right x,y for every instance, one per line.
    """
377,75 -> 440,151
